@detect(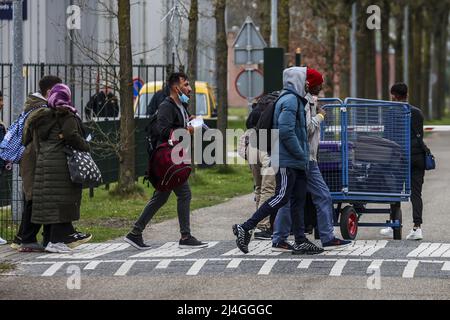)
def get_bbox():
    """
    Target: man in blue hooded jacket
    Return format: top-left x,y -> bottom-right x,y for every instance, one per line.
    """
233,67 -> 324,255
